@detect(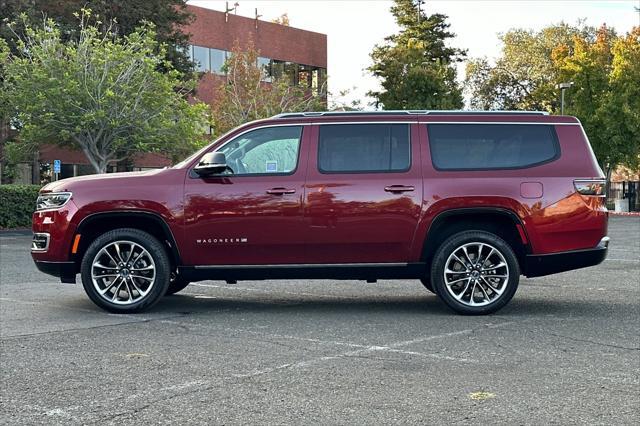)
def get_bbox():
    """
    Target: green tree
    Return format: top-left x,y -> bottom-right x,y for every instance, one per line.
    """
212,41 -> 326,135
465,23 -> 595,111
368,0 -> 465,109
0,0 -> 194,75
557,26 -> 640,176
465,23 -> 639,176
2,11 -> 209,173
